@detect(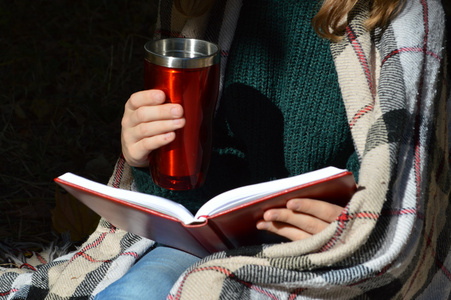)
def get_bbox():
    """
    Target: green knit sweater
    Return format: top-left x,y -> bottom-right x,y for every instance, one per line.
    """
133,0 -> 359,212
